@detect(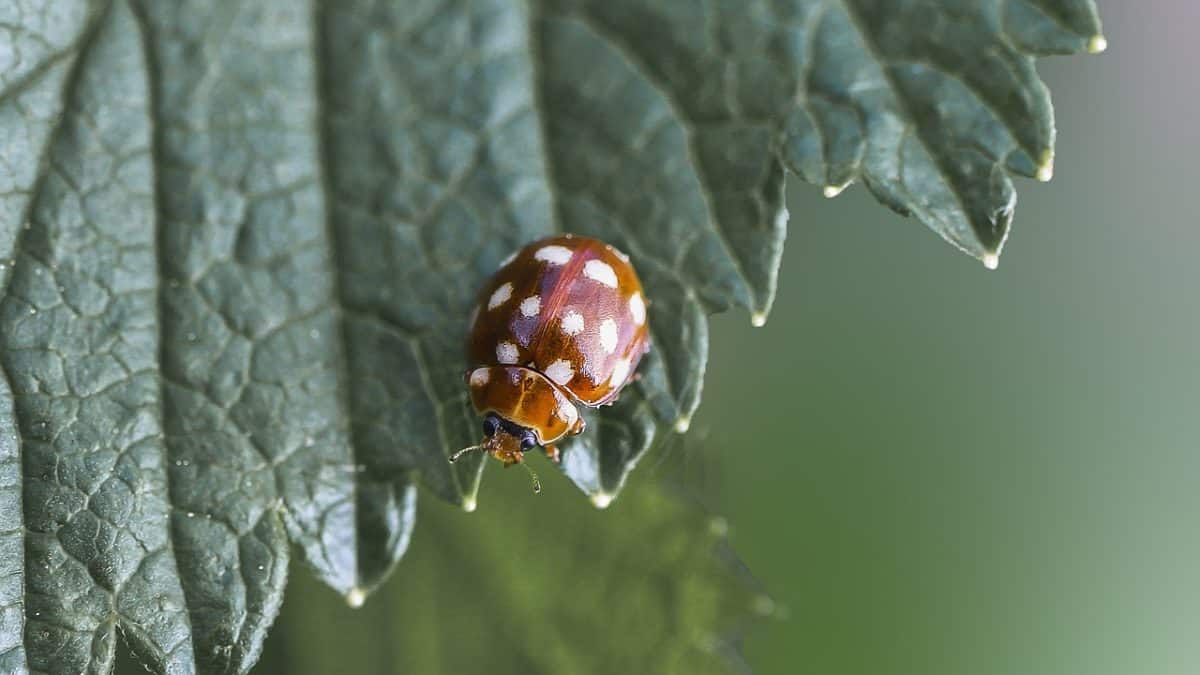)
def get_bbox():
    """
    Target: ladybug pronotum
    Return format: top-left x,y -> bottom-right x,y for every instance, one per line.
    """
450,235 -> 650,492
